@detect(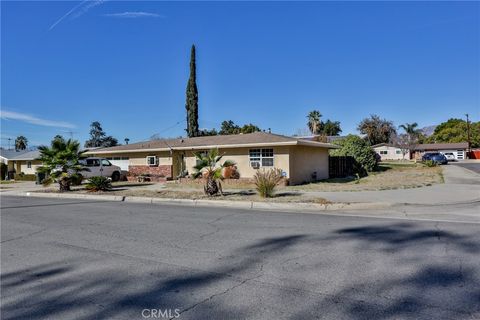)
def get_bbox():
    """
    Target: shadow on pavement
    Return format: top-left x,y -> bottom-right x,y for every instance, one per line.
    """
1,224 -> 479,319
